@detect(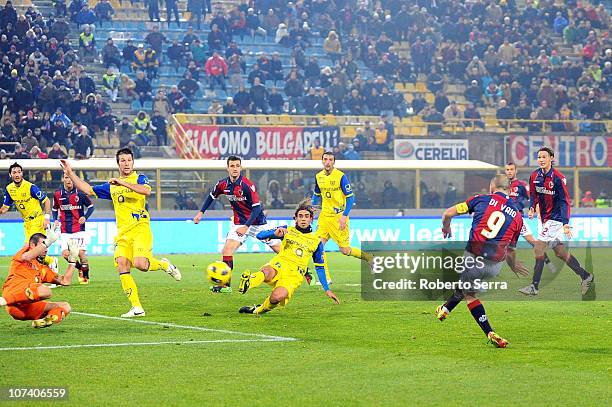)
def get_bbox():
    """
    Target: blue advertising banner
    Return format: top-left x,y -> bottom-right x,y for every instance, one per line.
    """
0,216 -> 610,256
